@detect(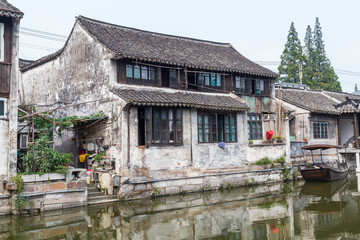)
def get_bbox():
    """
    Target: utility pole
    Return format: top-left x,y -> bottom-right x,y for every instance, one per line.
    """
297,60 -> 303,85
